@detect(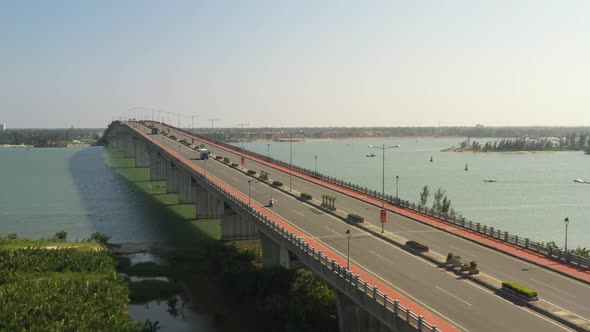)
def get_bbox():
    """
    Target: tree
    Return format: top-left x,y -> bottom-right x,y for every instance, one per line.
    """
441,196 -> 452,213
90,232 -> 110,245
432,188 -> 444,212
54,231 -> 68,242
419,186 -> 430,207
